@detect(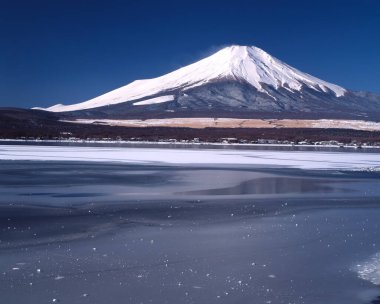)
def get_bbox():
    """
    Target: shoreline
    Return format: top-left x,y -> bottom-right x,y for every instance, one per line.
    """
1,138 -> 379,151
